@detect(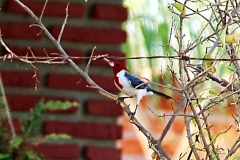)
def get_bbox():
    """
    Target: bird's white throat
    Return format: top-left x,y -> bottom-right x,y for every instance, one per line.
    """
116,70 -> 126,77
